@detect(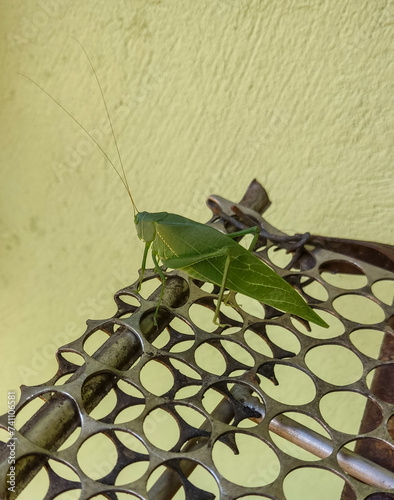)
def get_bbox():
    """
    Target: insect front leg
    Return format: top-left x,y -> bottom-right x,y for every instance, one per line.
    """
138,242 -> 151,291
151,251 -> 166,326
